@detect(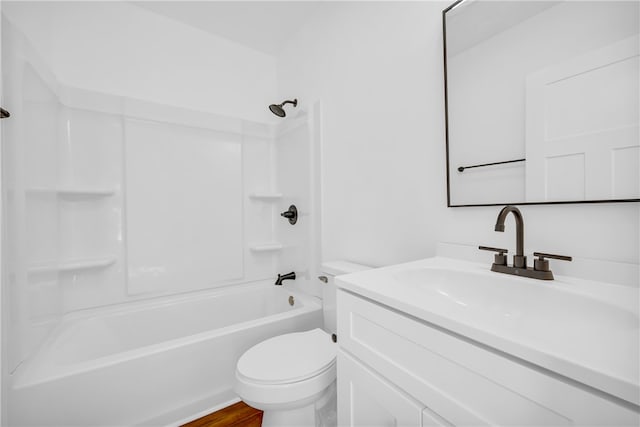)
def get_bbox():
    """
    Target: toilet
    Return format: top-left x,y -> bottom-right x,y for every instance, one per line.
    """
234,261 -> 370,427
